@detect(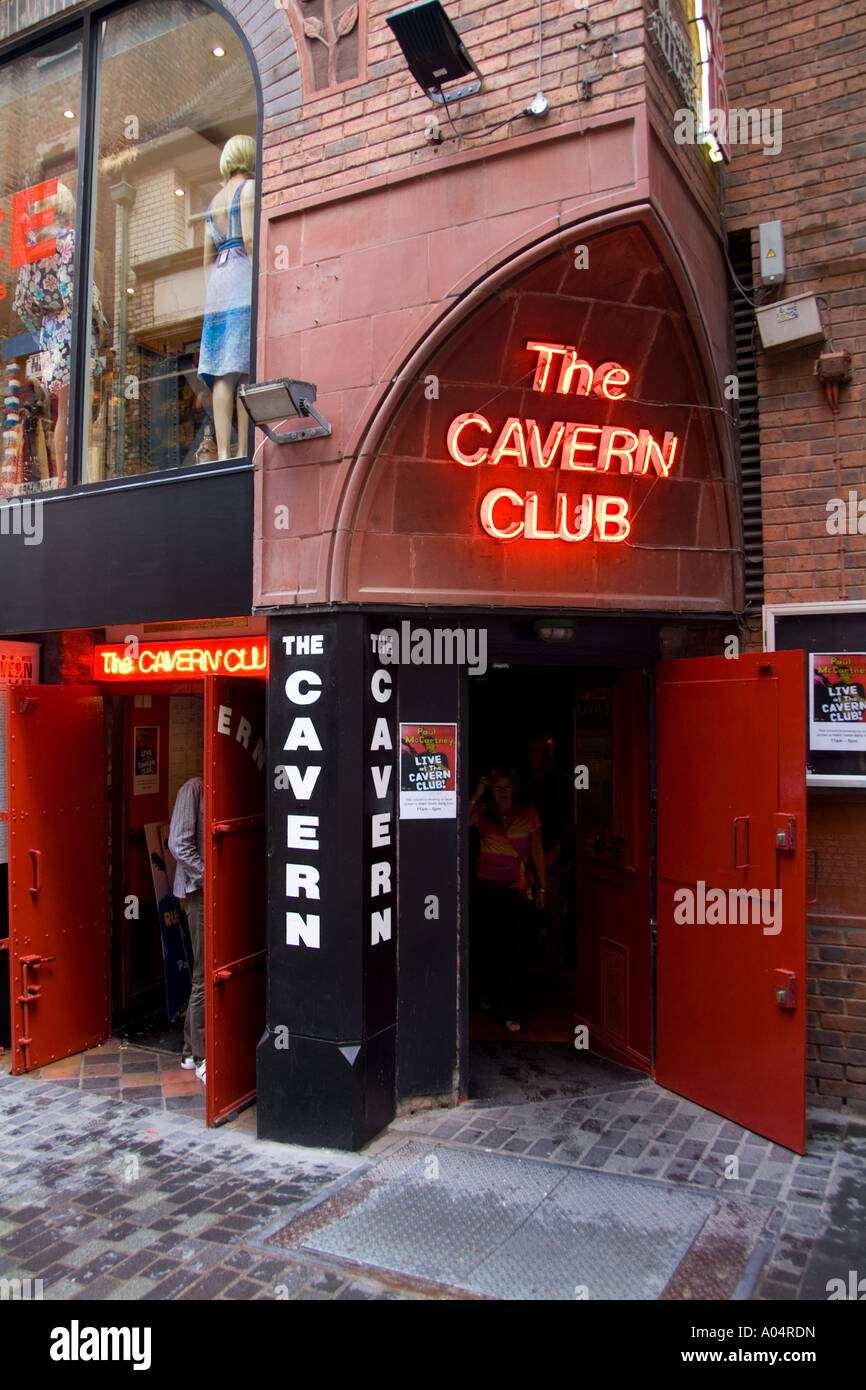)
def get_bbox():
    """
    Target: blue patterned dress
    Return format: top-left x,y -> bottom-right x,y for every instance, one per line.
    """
197,181 -> 252,387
